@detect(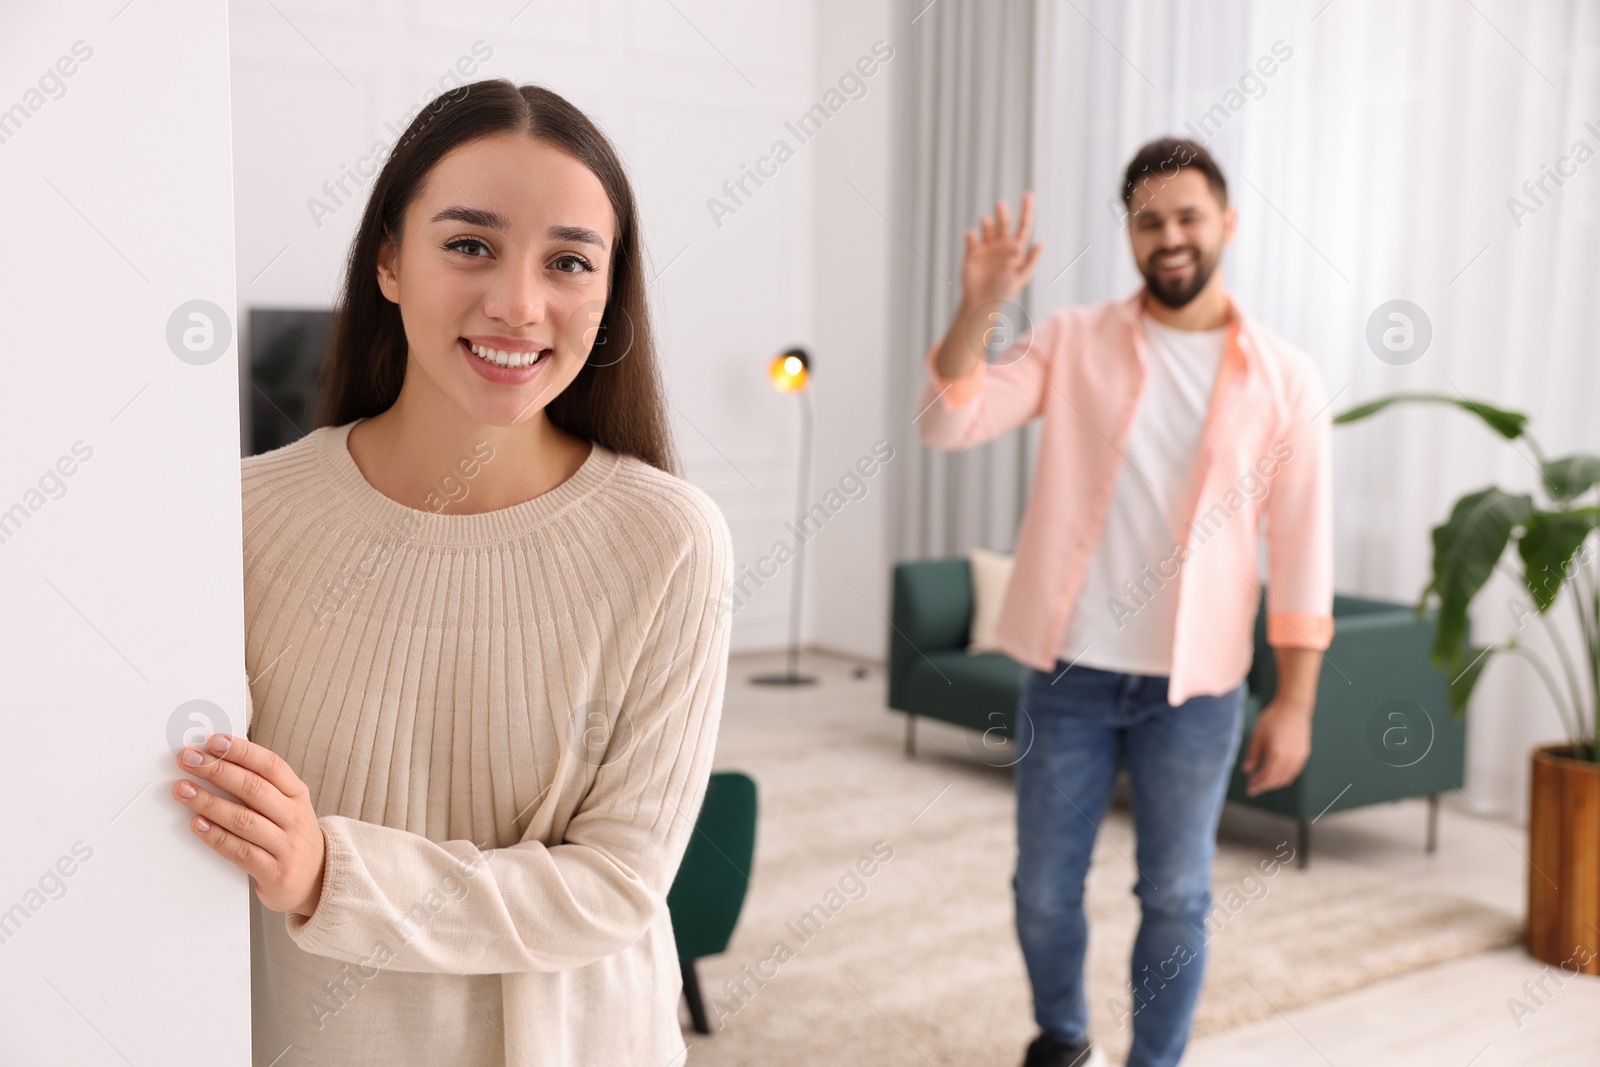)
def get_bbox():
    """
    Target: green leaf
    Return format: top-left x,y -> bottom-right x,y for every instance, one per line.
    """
1540,455 -> 1600,502
1518,508 -> 1600,612
1425,487 -> 1533,669
1333,392 -> 1529,441
1445,645 -> 1493,719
